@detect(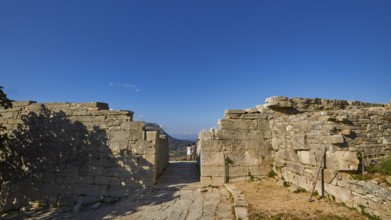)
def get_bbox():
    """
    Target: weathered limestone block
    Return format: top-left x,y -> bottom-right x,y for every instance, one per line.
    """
297,150 -> 311,165
275,149 -> 299,162
224,110 -> 245,119
340,128 -> 352,136
218,119 -> 258,130
271,137 -> 282,150
132,140 -> 155,155
199,131 -> 213,140
281,168 -> 309,189
240,113 -> 268,120
215,130 -> 263,140
227,166 -> 248,177
354,195 -> 391,220
95,176 -> 122,185
285,161 -> 305,175
255,104 -> 274,114
321,134 -> 345,145
201,166 -> 225,177
265,96 -> 292,108
290,134 -> 309,150
326,151 -> 359,171
242,138 -> 265,150
63,176 -> 95,184
325,183 -> 353,204
201,152 -> 225,166
248,166 -> 272,176
78,166 -> 105,176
